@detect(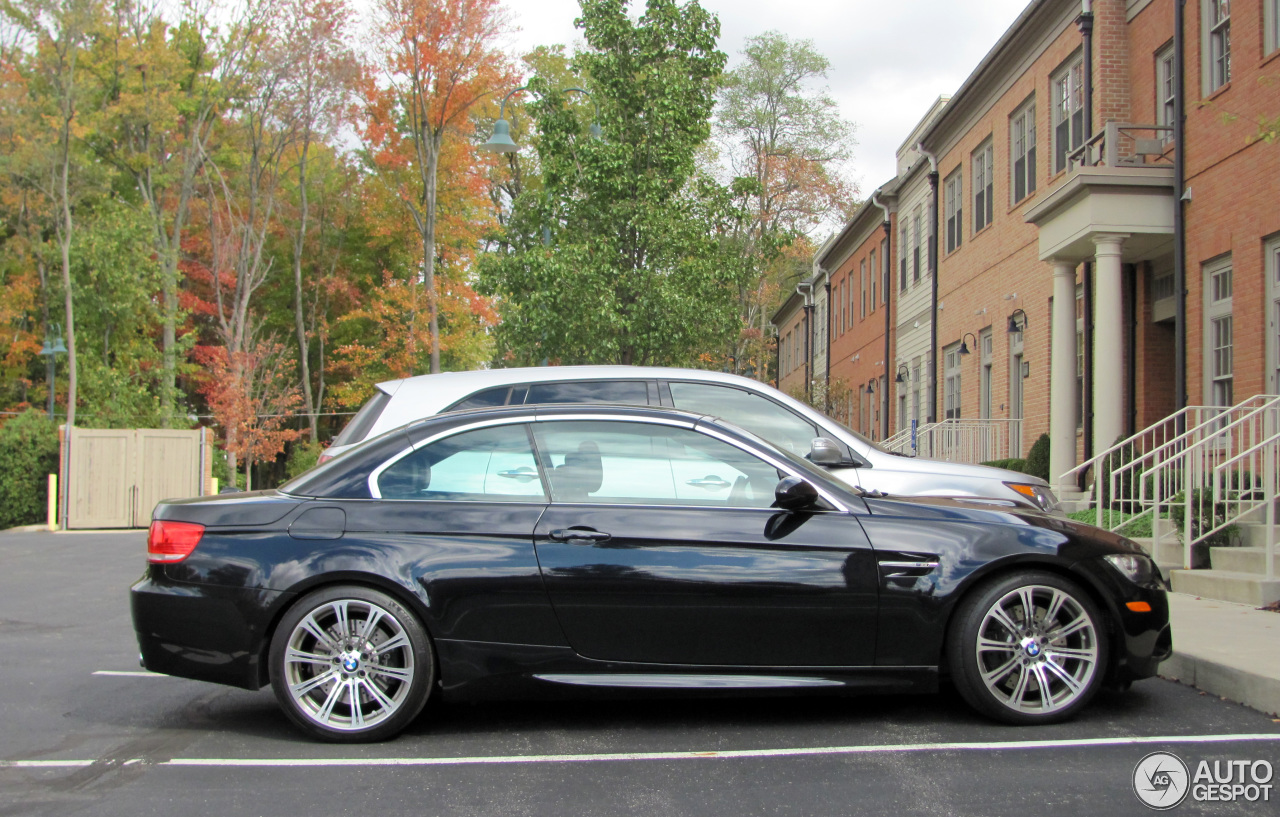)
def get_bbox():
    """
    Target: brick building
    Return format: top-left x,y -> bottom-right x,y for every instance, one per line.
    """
777,0 -> 1280,491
